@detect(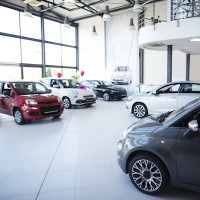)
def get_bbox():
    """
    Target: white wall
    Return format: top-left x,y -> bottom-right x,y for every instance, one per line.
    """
144,49 -> 187,84
78,17 -> 105,80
